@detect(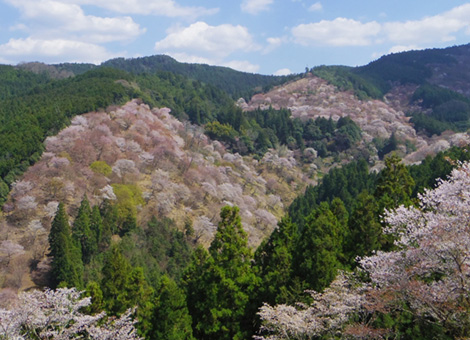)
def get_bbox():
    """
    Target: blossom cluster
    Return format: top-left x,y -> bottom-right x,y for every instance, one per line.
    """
257,161 -> 470,338
0,287 -> 142,340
